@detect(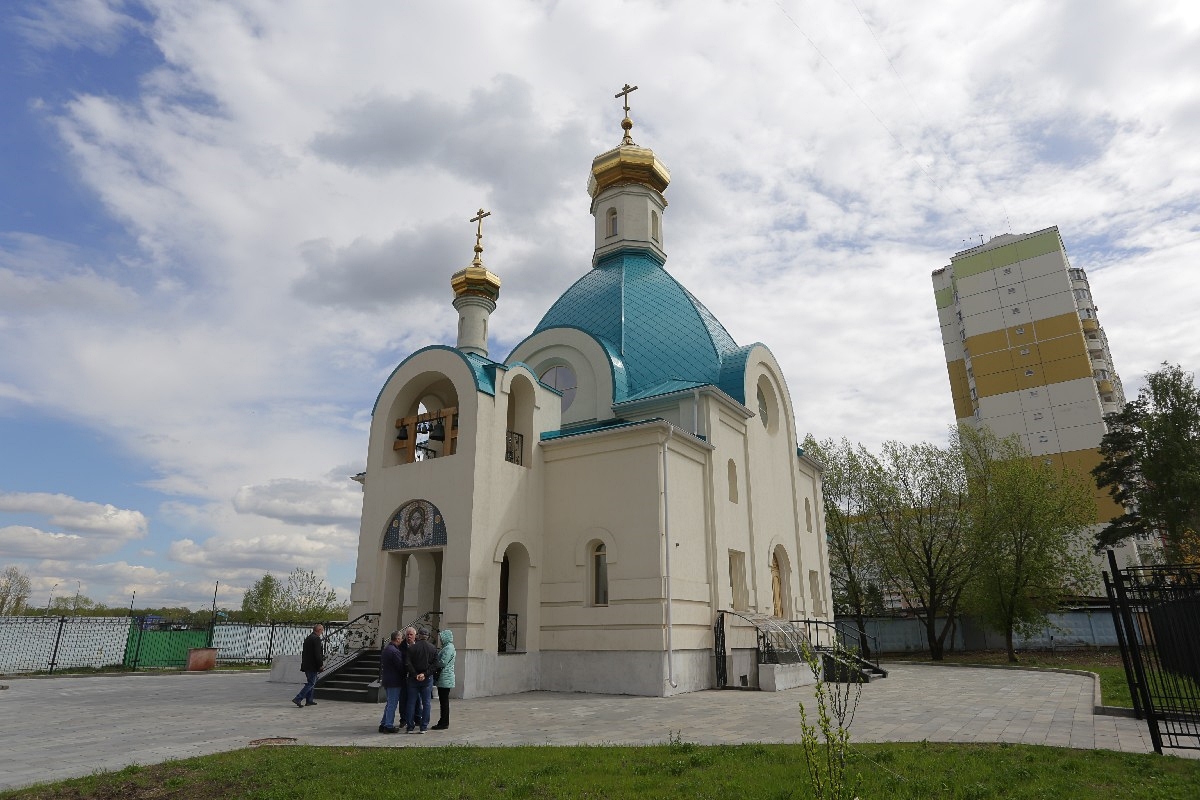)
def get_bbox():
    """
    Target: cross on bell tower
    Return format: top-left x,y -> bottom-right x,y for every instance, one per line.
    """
615,83 -> 638,145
